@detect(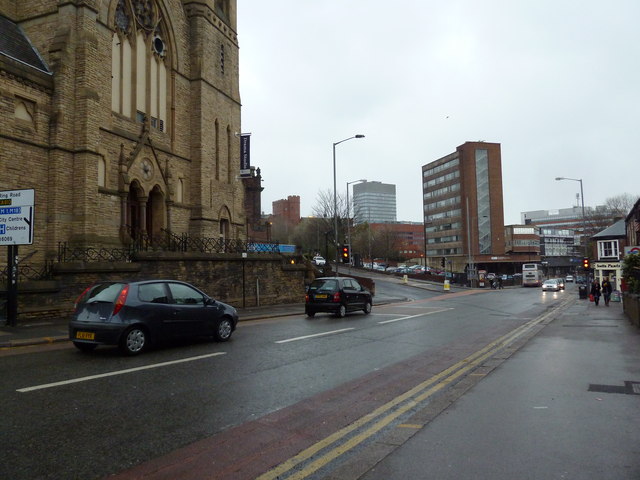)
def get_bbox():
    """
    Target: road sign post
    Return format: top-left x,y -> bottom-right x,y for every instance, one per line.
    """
1,189 -> 35,326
